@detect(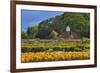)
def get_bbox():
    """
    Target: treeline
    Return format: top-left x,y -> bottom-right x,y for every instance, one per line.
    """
22,12 -> 90,39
